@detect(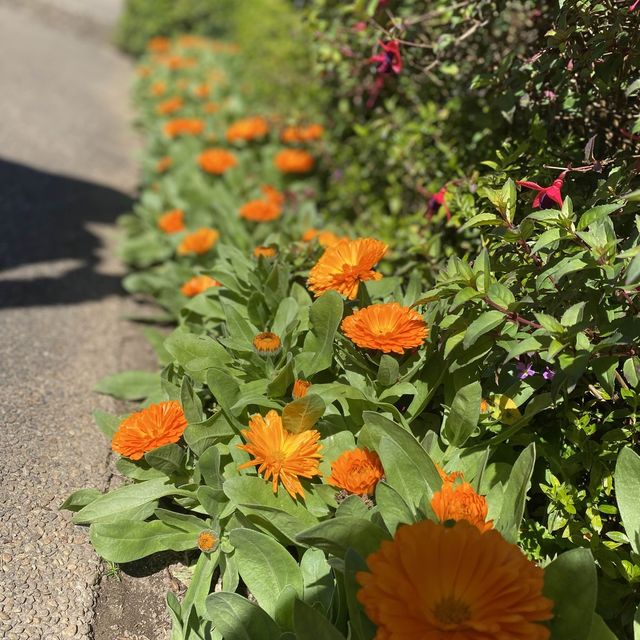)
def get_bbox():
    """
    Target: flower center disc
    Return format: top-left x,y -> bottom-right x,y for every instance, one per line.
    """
433,595 -> 471,626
